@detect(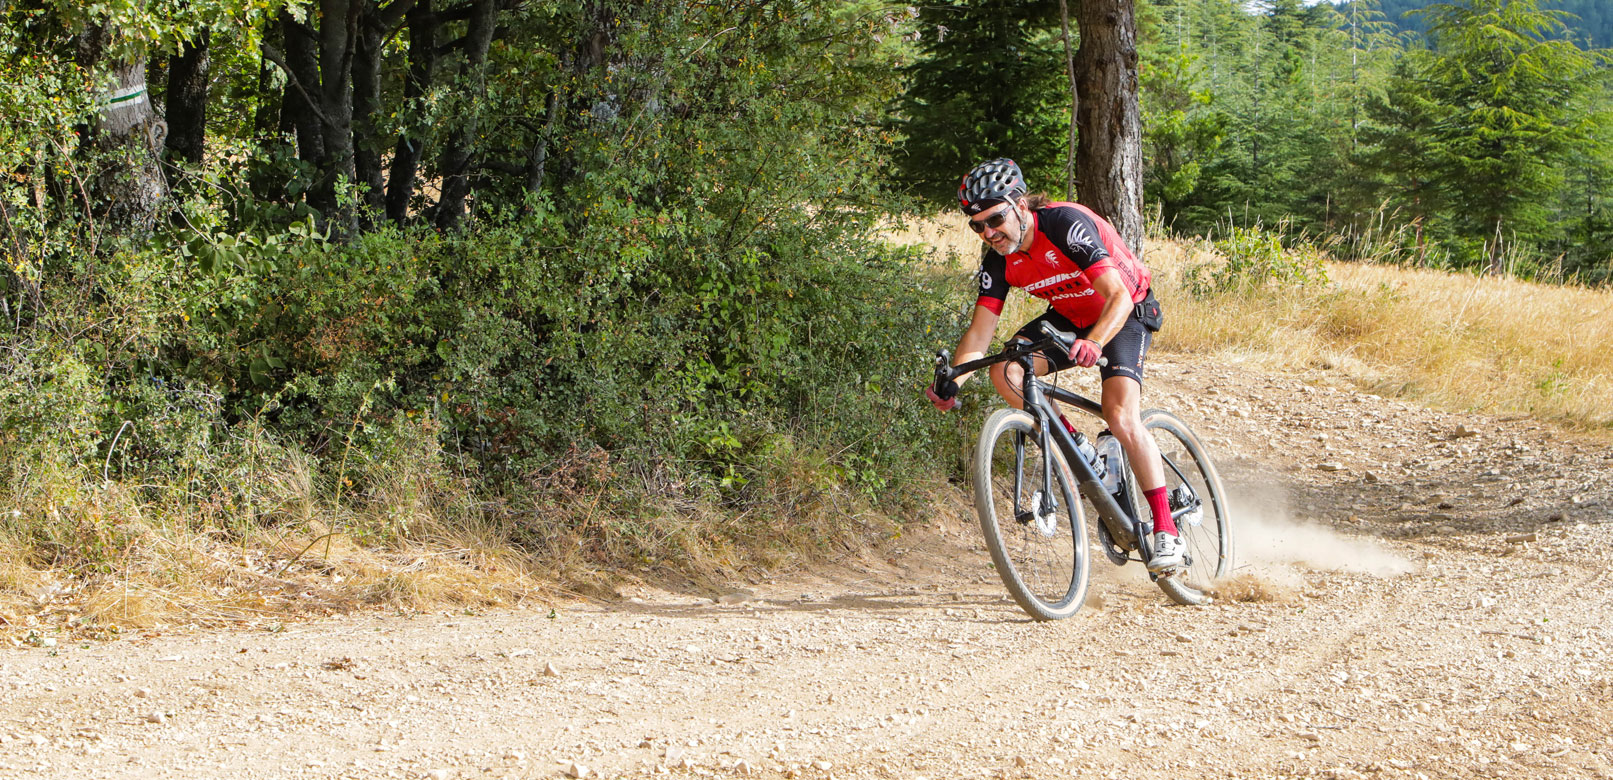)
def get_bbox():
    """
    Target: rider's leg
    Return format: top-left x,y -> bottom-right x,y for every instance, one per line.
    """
993,311 -> 1075,421
1101,375 -> 1164,490
1095,319 -> 1184,571
1100,375 -> 1173,533
989,353 -> 1055,411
